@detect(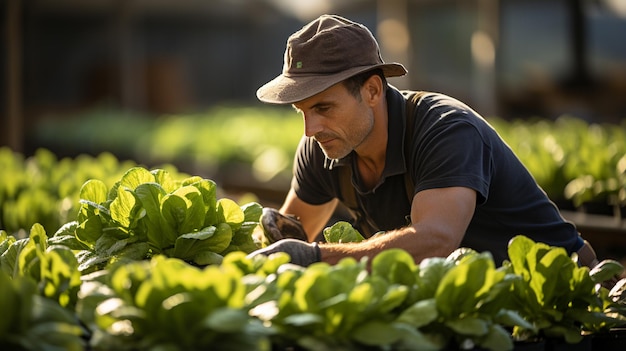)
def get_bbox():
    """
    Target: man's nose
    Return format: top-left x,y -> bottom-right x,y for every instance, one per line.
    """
303,113 -> 323,137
